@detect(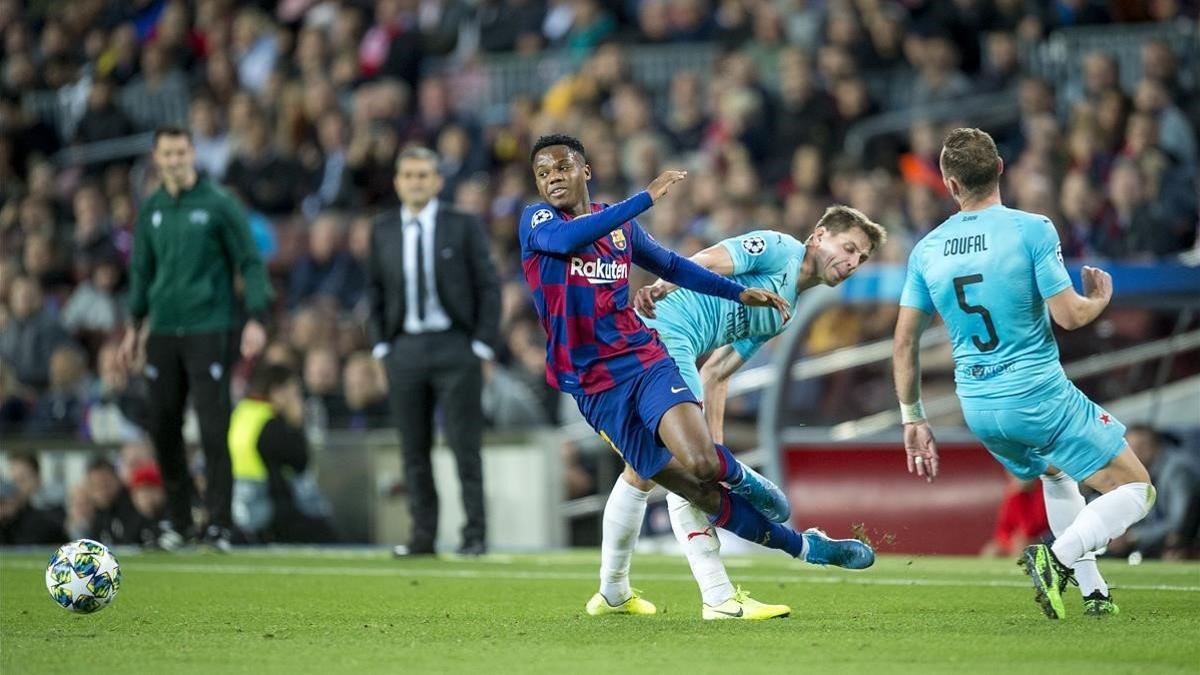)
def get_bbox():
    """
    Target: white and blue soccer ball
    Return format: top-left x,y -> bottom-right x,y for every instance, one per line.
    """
45,539 -> 122,614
